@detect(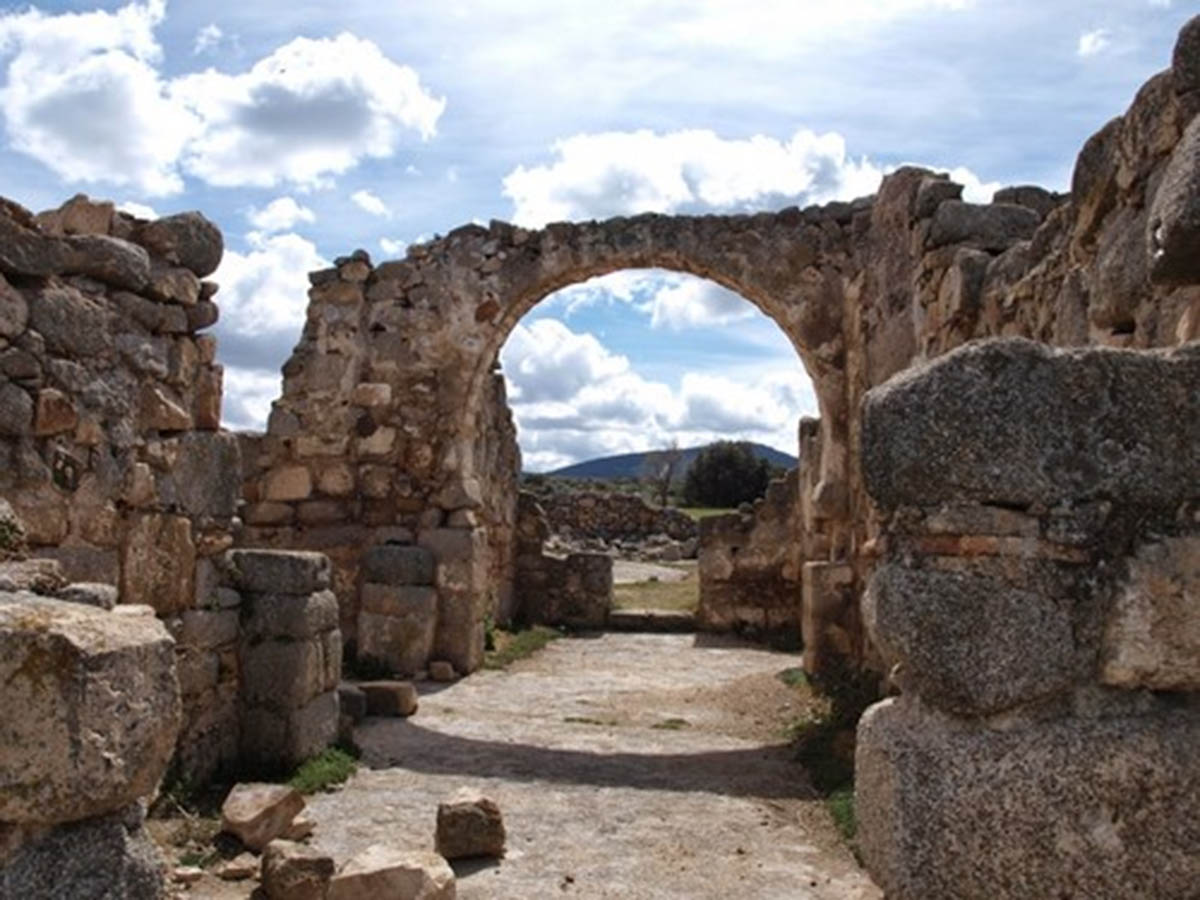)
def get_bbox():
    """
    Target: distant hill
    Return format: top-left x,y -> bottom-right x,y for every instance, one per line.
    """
542,442 -> 797,480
